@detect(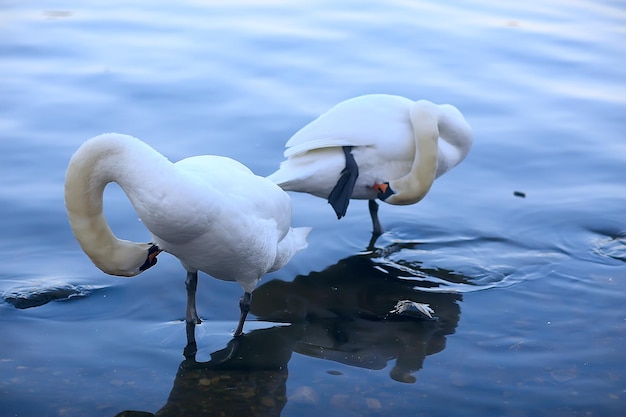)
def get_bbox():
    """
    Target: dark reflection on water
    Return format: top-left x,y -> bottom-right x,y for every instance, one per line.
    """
117,325 -> 304,417
2,1 -> 624,414
252,249 -> 463,384
112,248 -> 464,416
